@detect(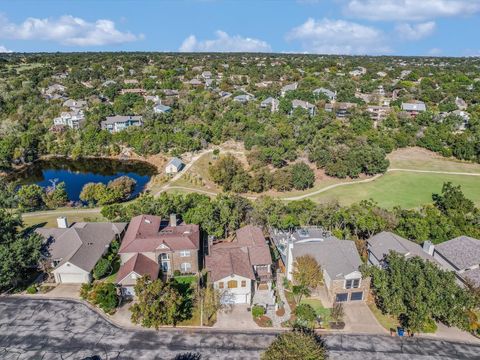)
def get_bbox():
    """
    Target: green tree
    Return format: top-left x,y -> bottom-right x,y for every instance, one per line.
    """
43,182 -> 68,209
290,163 -> 315,190
261,330 -> 327,360
131,276 -> 188,328
0,210 -> 42,291
17,184 -> 44,210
